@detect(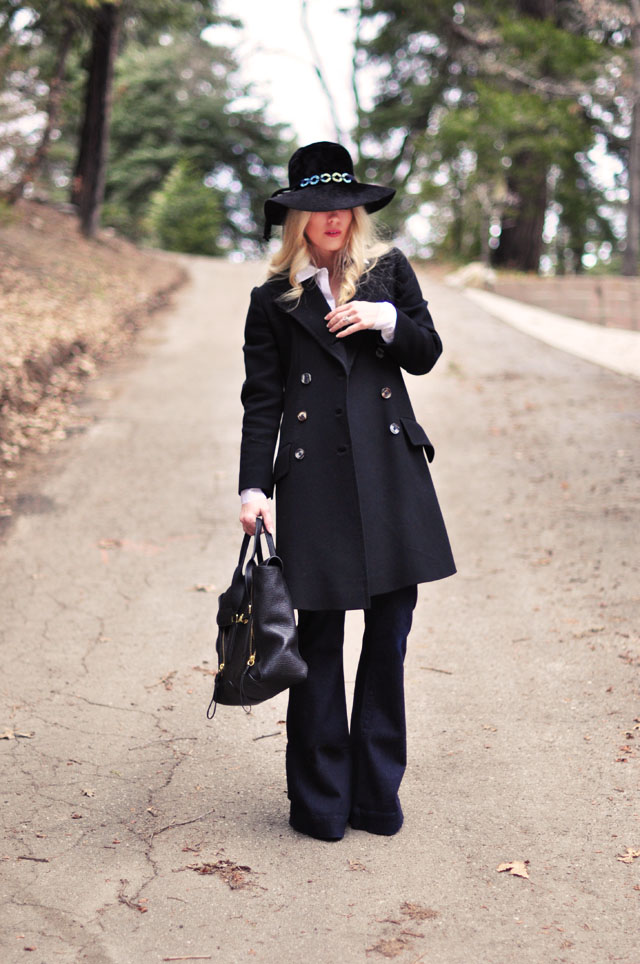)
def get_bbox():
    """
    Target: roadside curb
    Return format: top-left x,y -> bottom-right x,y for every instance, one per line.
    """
462,287 -> 640,381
